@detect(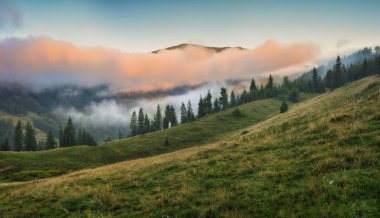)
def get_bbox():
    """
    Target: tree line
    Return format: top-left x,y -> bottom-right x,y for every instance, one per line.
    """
0,117 -> 97,151
128,48 -> 380,138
